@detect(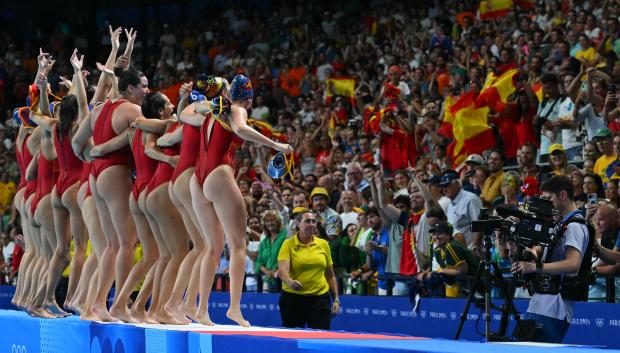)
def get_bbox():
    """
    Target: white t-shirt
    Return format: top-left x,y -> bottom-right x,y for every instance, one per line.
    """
340,211 -> 359,231
2,241 -> 15,263
557,98 -> 581,150
538,97 -> 564,155
245,240 -> 261,289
